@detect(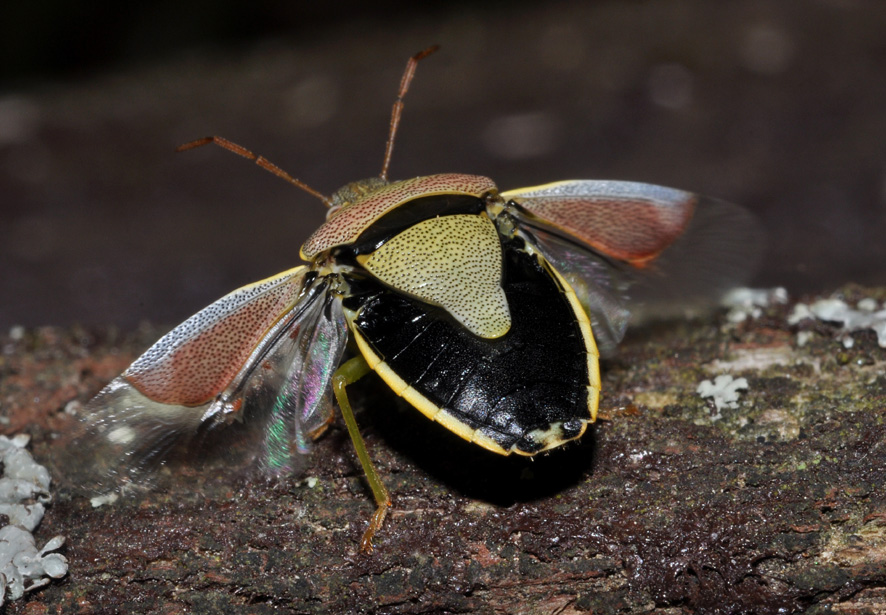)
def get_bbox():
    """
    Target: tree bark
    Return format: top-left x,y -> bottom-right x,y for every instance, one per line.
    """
4,287 -> 886,614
